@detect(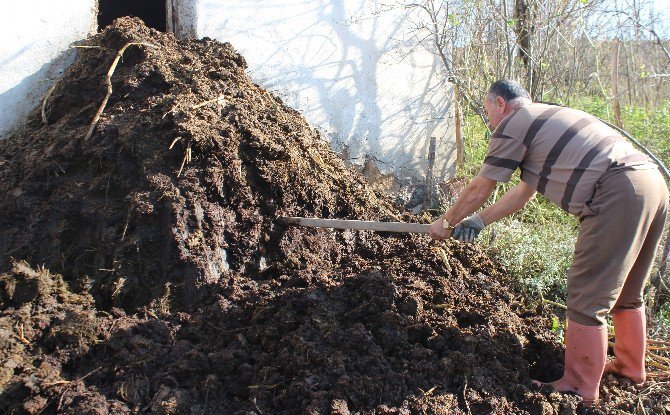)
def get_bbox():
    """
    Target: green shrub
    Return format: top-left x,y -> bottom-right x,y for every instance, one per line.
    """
652,300 -> 670,335
482,217 -> 576,301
